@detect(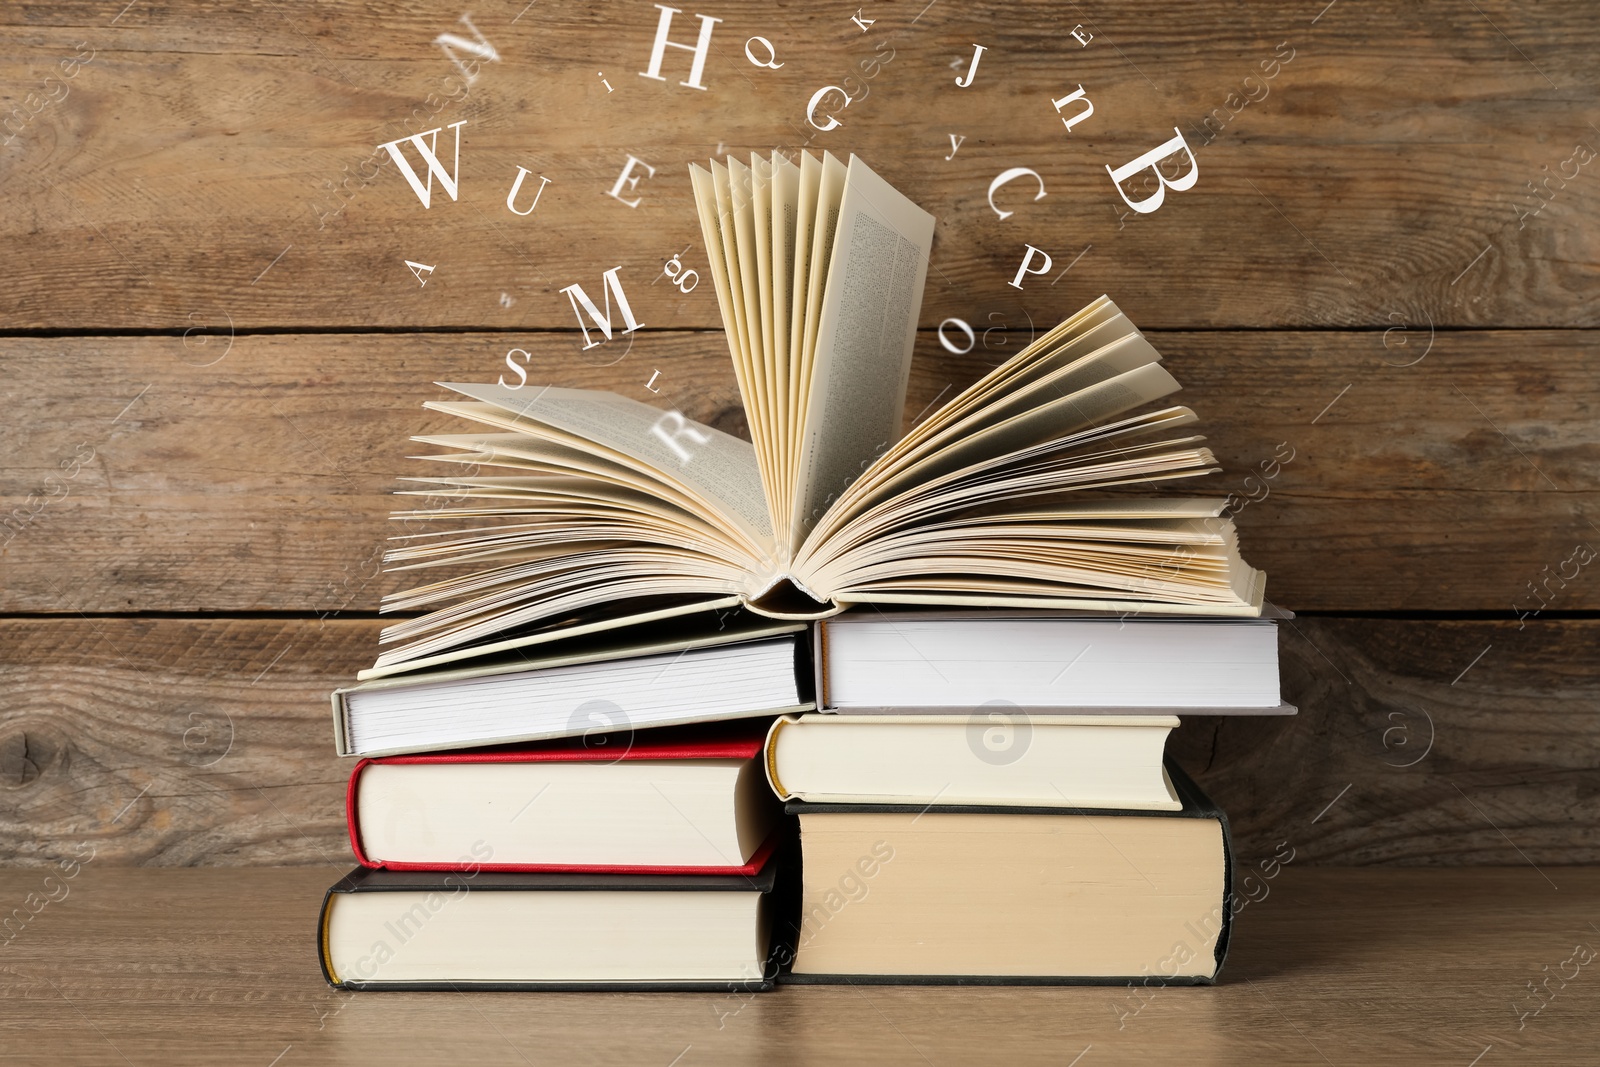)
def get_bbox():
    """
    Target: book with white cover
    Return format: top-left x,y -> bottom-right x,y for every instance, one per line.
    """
816,609 -> 1291,711
765,714 -> 1181,809
331,623 -> 809,757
